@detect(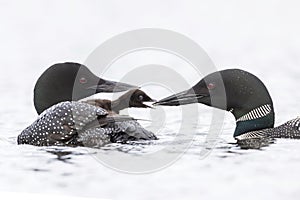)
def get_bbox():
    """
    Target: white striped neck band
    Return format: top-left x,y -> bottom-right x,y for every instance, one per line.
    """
236,104 -> 272,122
